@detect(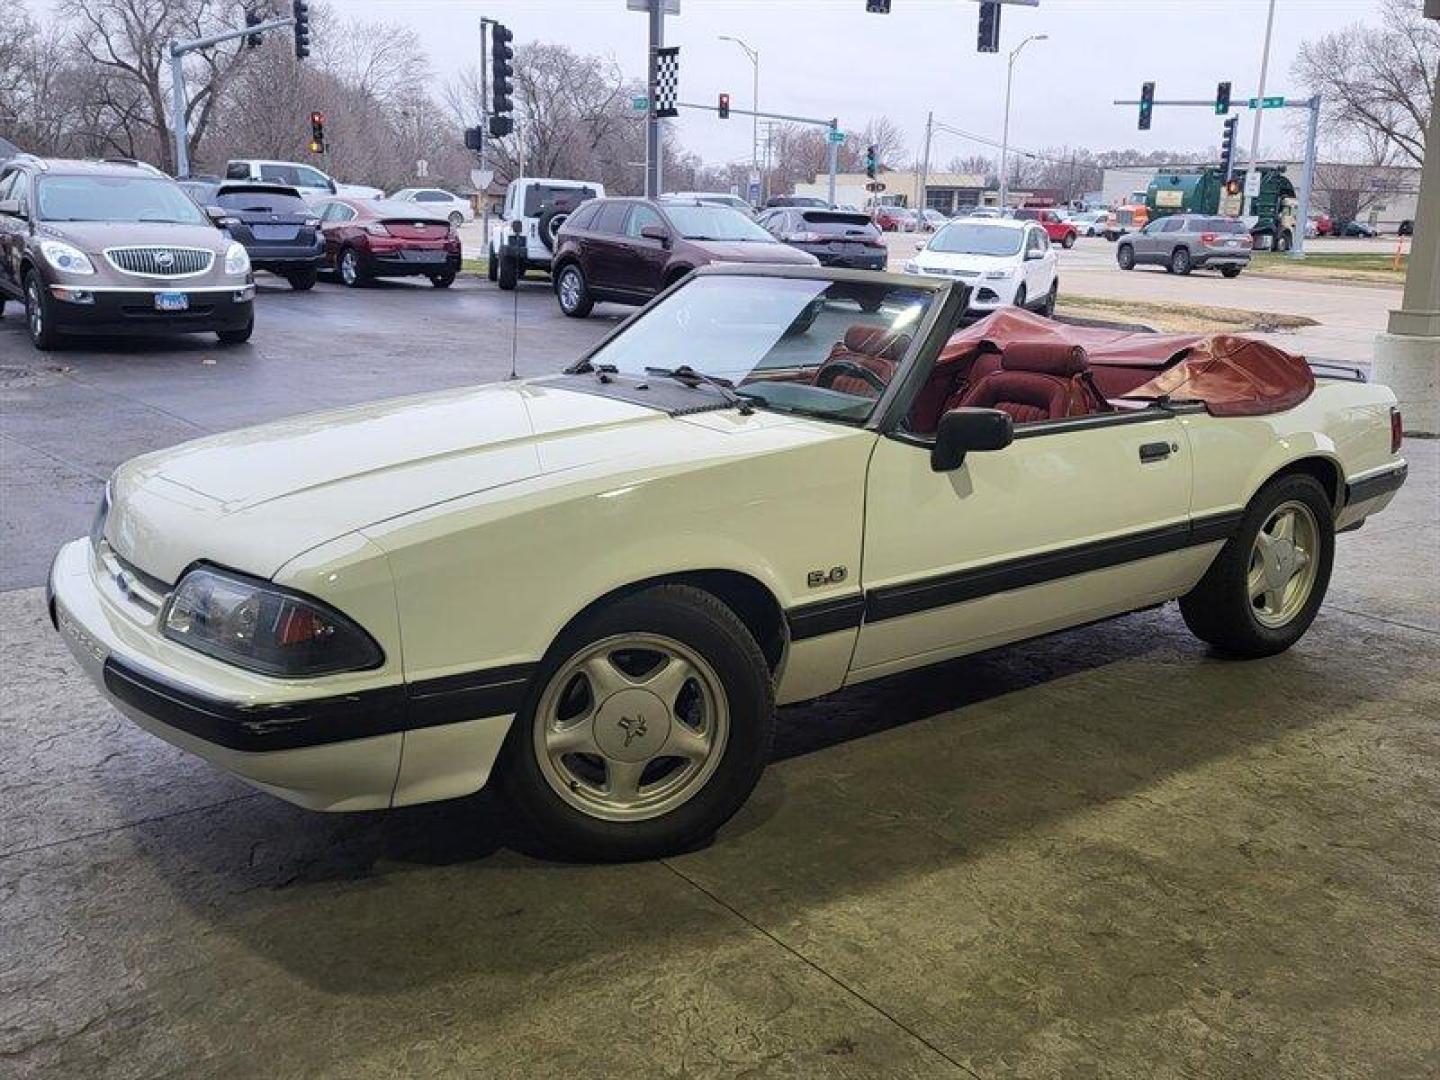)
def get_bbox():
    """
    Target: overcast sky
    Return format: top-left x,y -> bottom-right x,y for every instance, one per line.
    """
334,0 -> 1381,168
